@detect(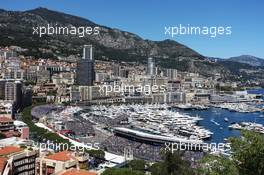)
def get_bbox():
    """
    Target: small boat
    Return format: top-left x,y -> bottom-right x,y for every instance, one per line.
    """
224,117 -> 229,122
210,119 -> 220,126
